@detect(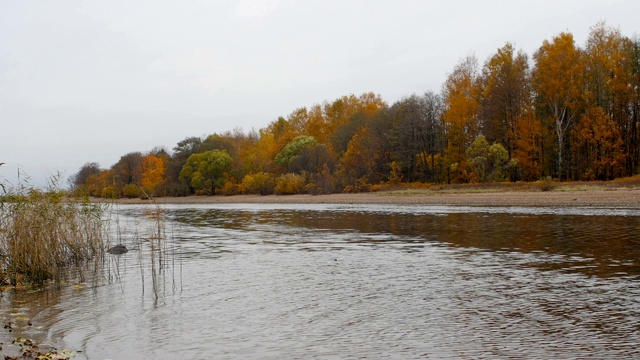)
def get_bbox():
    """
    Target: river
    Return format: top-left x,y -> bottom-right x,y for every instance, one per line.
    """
1,203 -> 639,359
